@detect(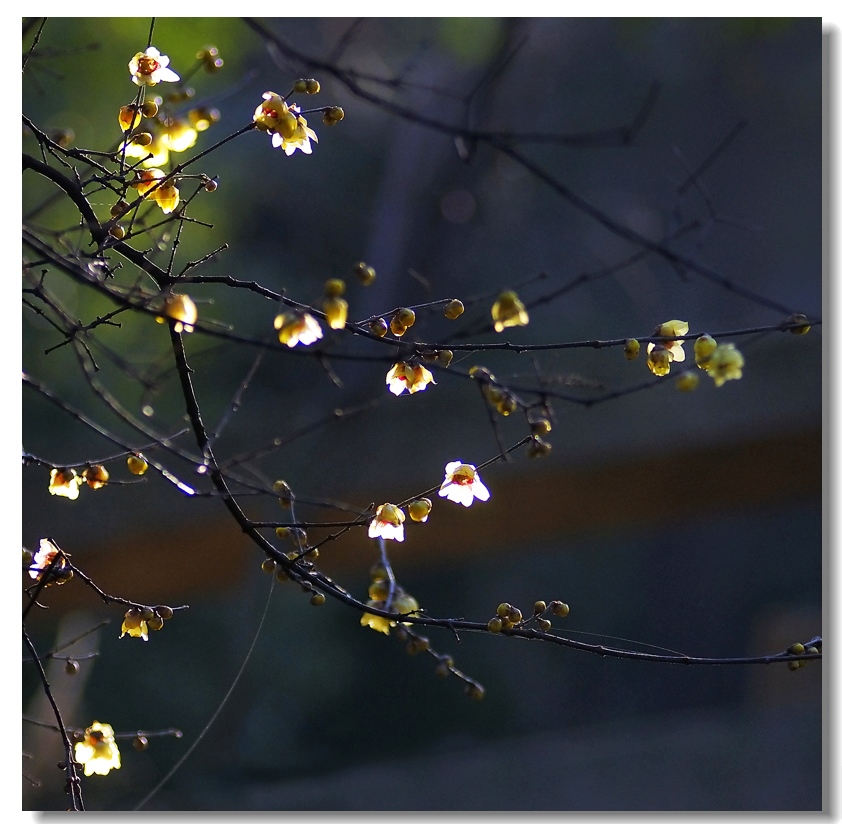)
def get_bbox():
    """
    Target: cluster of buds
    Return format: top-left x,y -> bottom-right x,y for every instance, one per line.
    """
420,349 -> 454,367
360,567 -> 420,635
353,261 -> 376,285
487,602 -> 524,633
470,365 -> 518,416
787,641 -> 820,671
389,307 -> 416,338
120,604 -> 174,641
